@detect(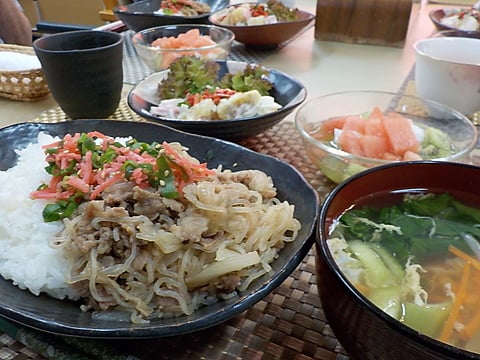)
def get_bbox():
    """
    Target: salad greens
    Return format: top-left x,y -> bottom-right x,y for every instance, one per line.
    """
157,55 -> 273,100
265,0 -> 299,21
218,63 -> 272,96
